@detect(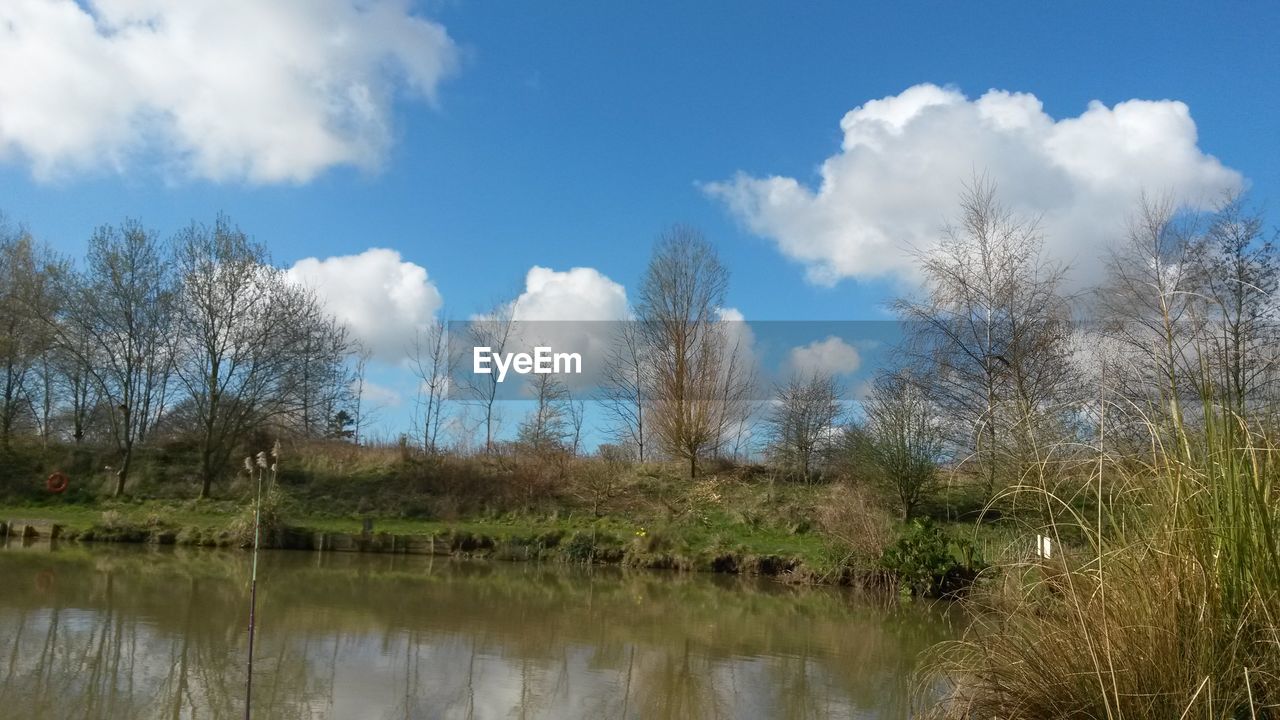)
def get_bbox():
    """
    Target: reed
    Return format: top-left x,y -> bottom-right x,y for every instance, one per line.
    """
242,441 -> 278,720
925,394 -> 1280,718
